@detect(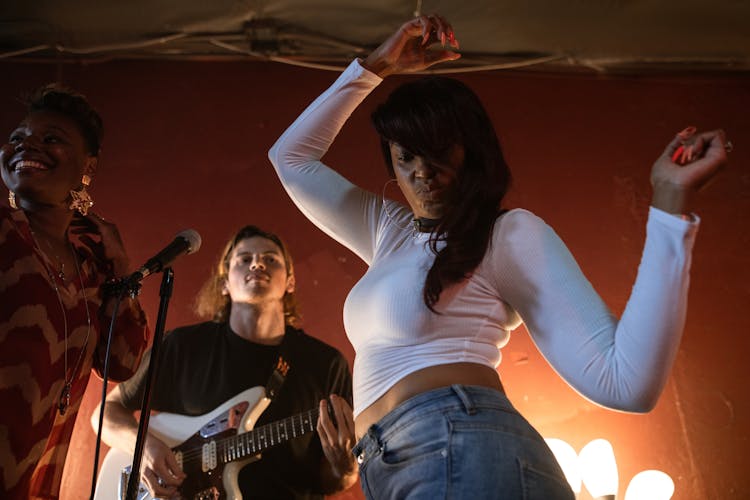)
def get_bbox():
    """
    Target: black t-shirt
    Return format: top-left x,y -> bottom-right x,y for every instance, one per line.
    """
117,321 -> 352,500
